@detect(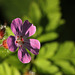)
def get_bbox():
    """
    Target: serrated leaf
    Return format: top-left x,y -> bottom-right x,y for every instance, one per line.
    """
34,59 -> 51,73
5,55 -> 30,72
46,12 -> 62,32
11,66 -> 20,75
0,64 -> 5,75
38,42 -> 59,59
29,2 -> 42,25
5,55 -> 24,70
34,58 -> 59,74
39,0 -> 60,14
55,72 -> 62,75
37,32 -> 58,43
0,62 -> 21,75
35,41 -> 75,74
54,60 -> 75,74
69,47 -> 75,66
2,62 -> 11,75
50,41 -> 75,74
52,41 -> 74,59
